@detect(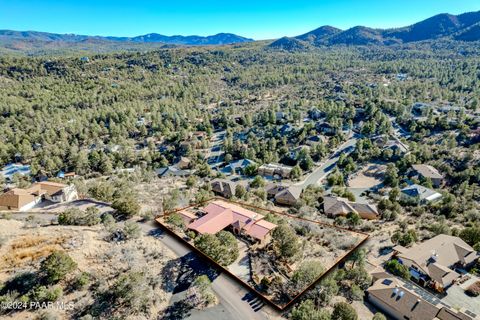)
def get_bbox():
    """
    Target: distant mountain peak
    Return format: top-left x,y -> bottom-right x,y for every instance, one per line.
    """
271,10 -> 480,48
